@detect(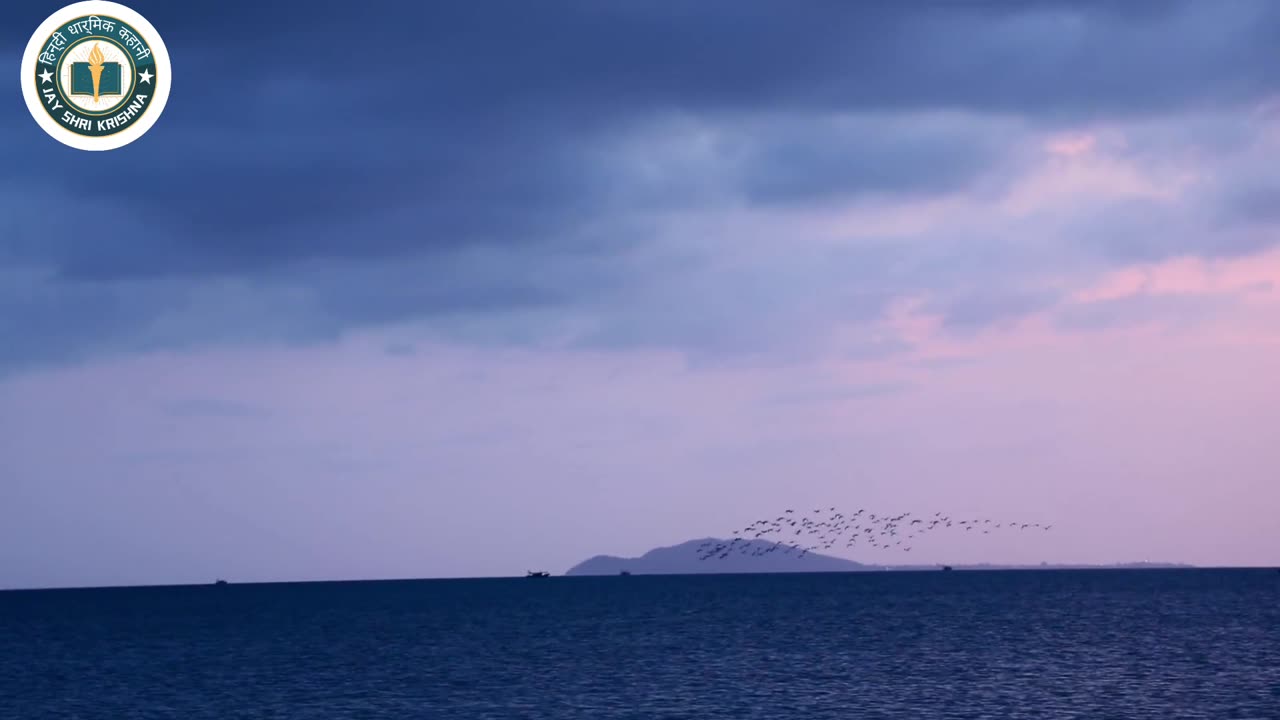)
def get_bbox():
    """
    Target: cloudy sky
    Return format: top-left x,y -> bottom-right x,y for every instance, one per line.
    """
3,1 -> 1280,589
